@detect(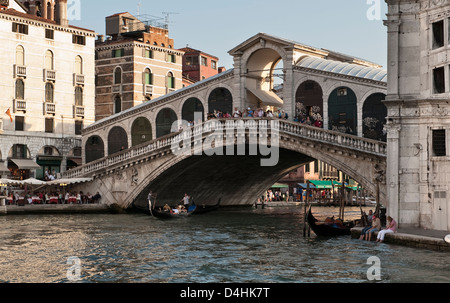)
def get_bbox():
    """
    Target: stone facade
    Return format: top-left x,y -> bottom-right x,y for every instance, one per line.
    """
385,0 -> 450,231
95,12 -> 184,121
0,0 -> 96,179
